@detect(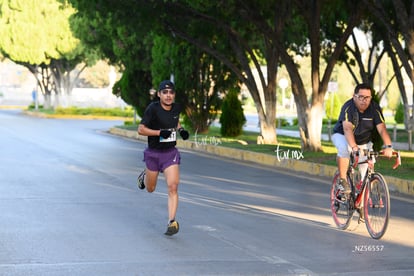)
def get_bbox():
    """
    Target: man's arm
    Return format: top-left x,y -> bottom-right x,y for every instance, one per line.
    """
343,121 -> 358,151
376,123 -> 393,157
138,124 -> 161,137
